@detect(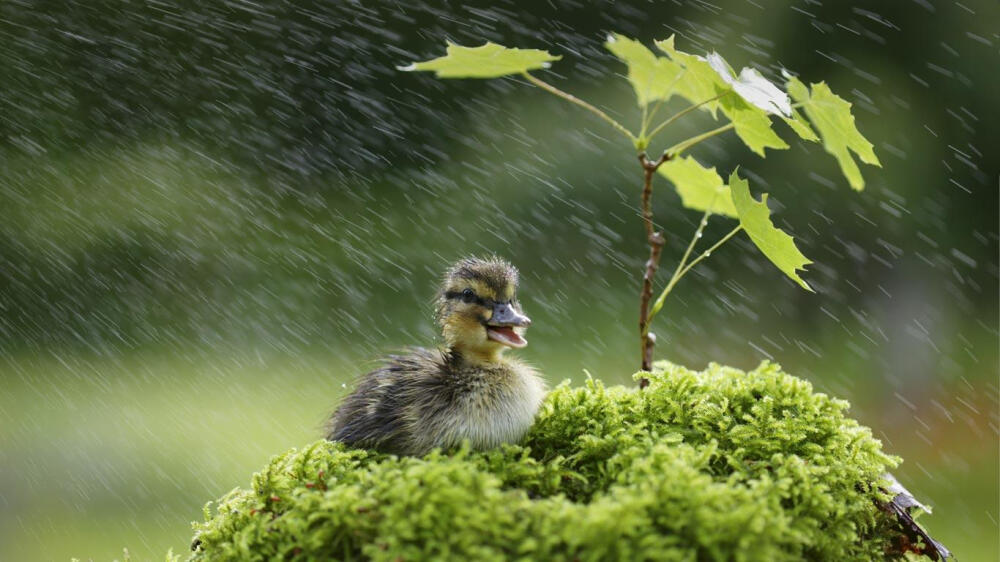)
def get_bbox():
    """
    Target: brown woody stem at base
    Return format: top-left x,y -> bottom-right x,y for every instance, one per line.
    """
637,151 -> 670,385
